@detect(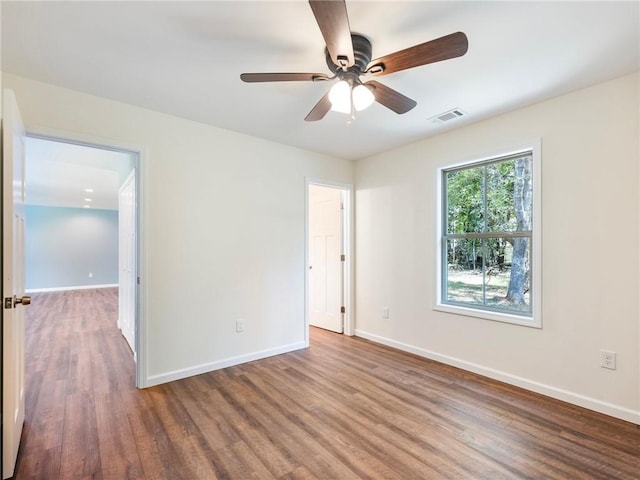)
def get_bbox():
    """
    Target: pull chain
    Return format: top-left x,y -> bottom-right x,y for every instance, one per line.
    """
347,85 -> 356,125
